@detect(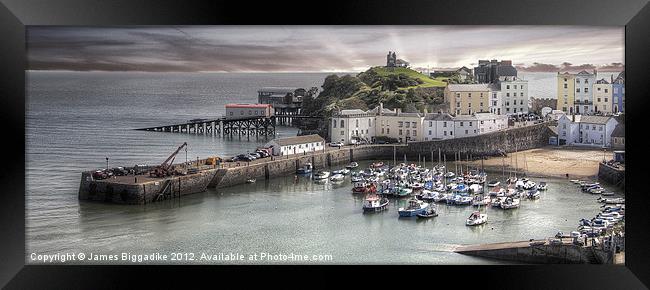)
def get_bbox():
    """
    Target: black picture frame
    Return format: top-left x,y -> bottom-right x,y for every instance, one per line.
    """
1,0 -> 649,288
